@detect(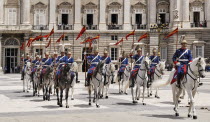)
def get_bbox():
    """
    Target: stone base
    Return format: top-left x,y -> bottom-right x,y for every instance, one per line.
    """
123,23 -> 132,30
99,23 -> 107,30
74,23 -> 82,31
49,23 -> 56,30
182,22 -> 190,29
207,21 -> 210,28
